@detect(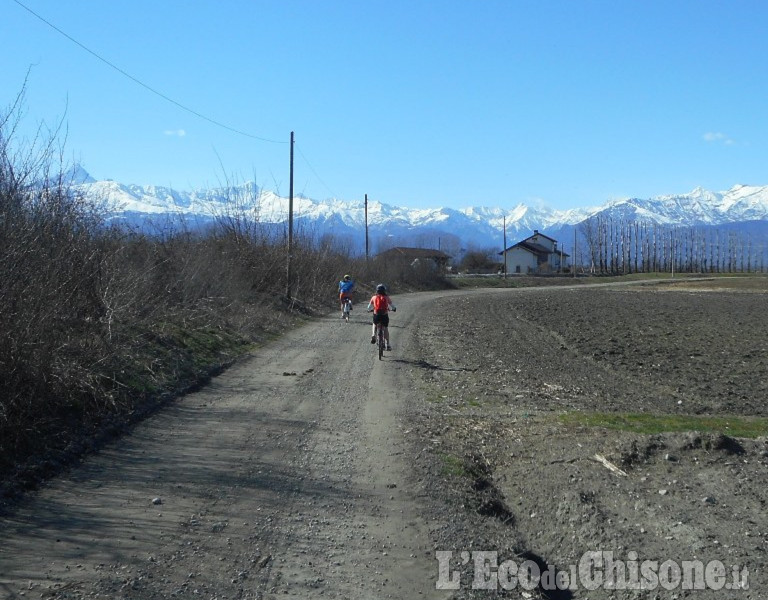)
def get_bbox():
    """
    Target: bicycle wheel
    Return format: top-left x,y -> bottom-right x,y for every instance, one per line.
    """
377,328 -> 384,360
